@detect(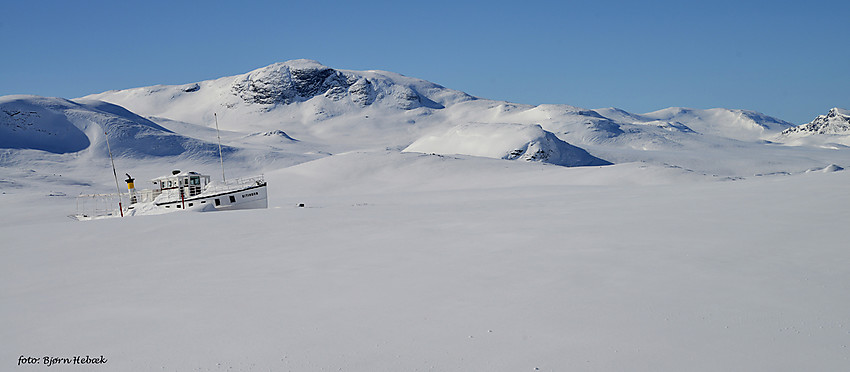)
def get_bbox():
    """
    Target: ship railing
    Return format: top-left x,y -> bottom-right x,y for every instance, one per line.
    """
202,175 -> 266,195
132,188 -> 162,204
71,192 -> 124,220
